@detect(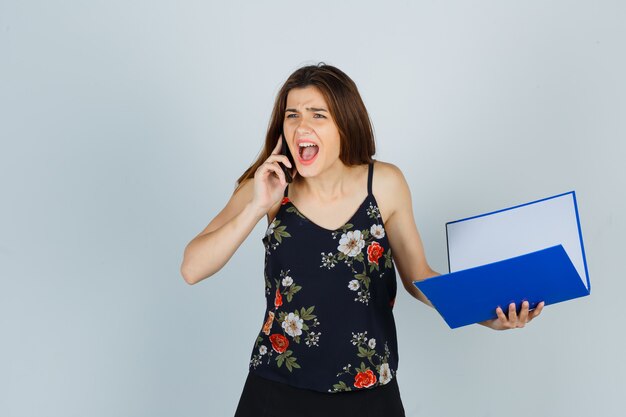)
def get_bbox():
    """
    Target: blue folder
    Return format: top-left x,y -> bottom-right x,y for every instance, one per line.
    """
413,191 -> 591,329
